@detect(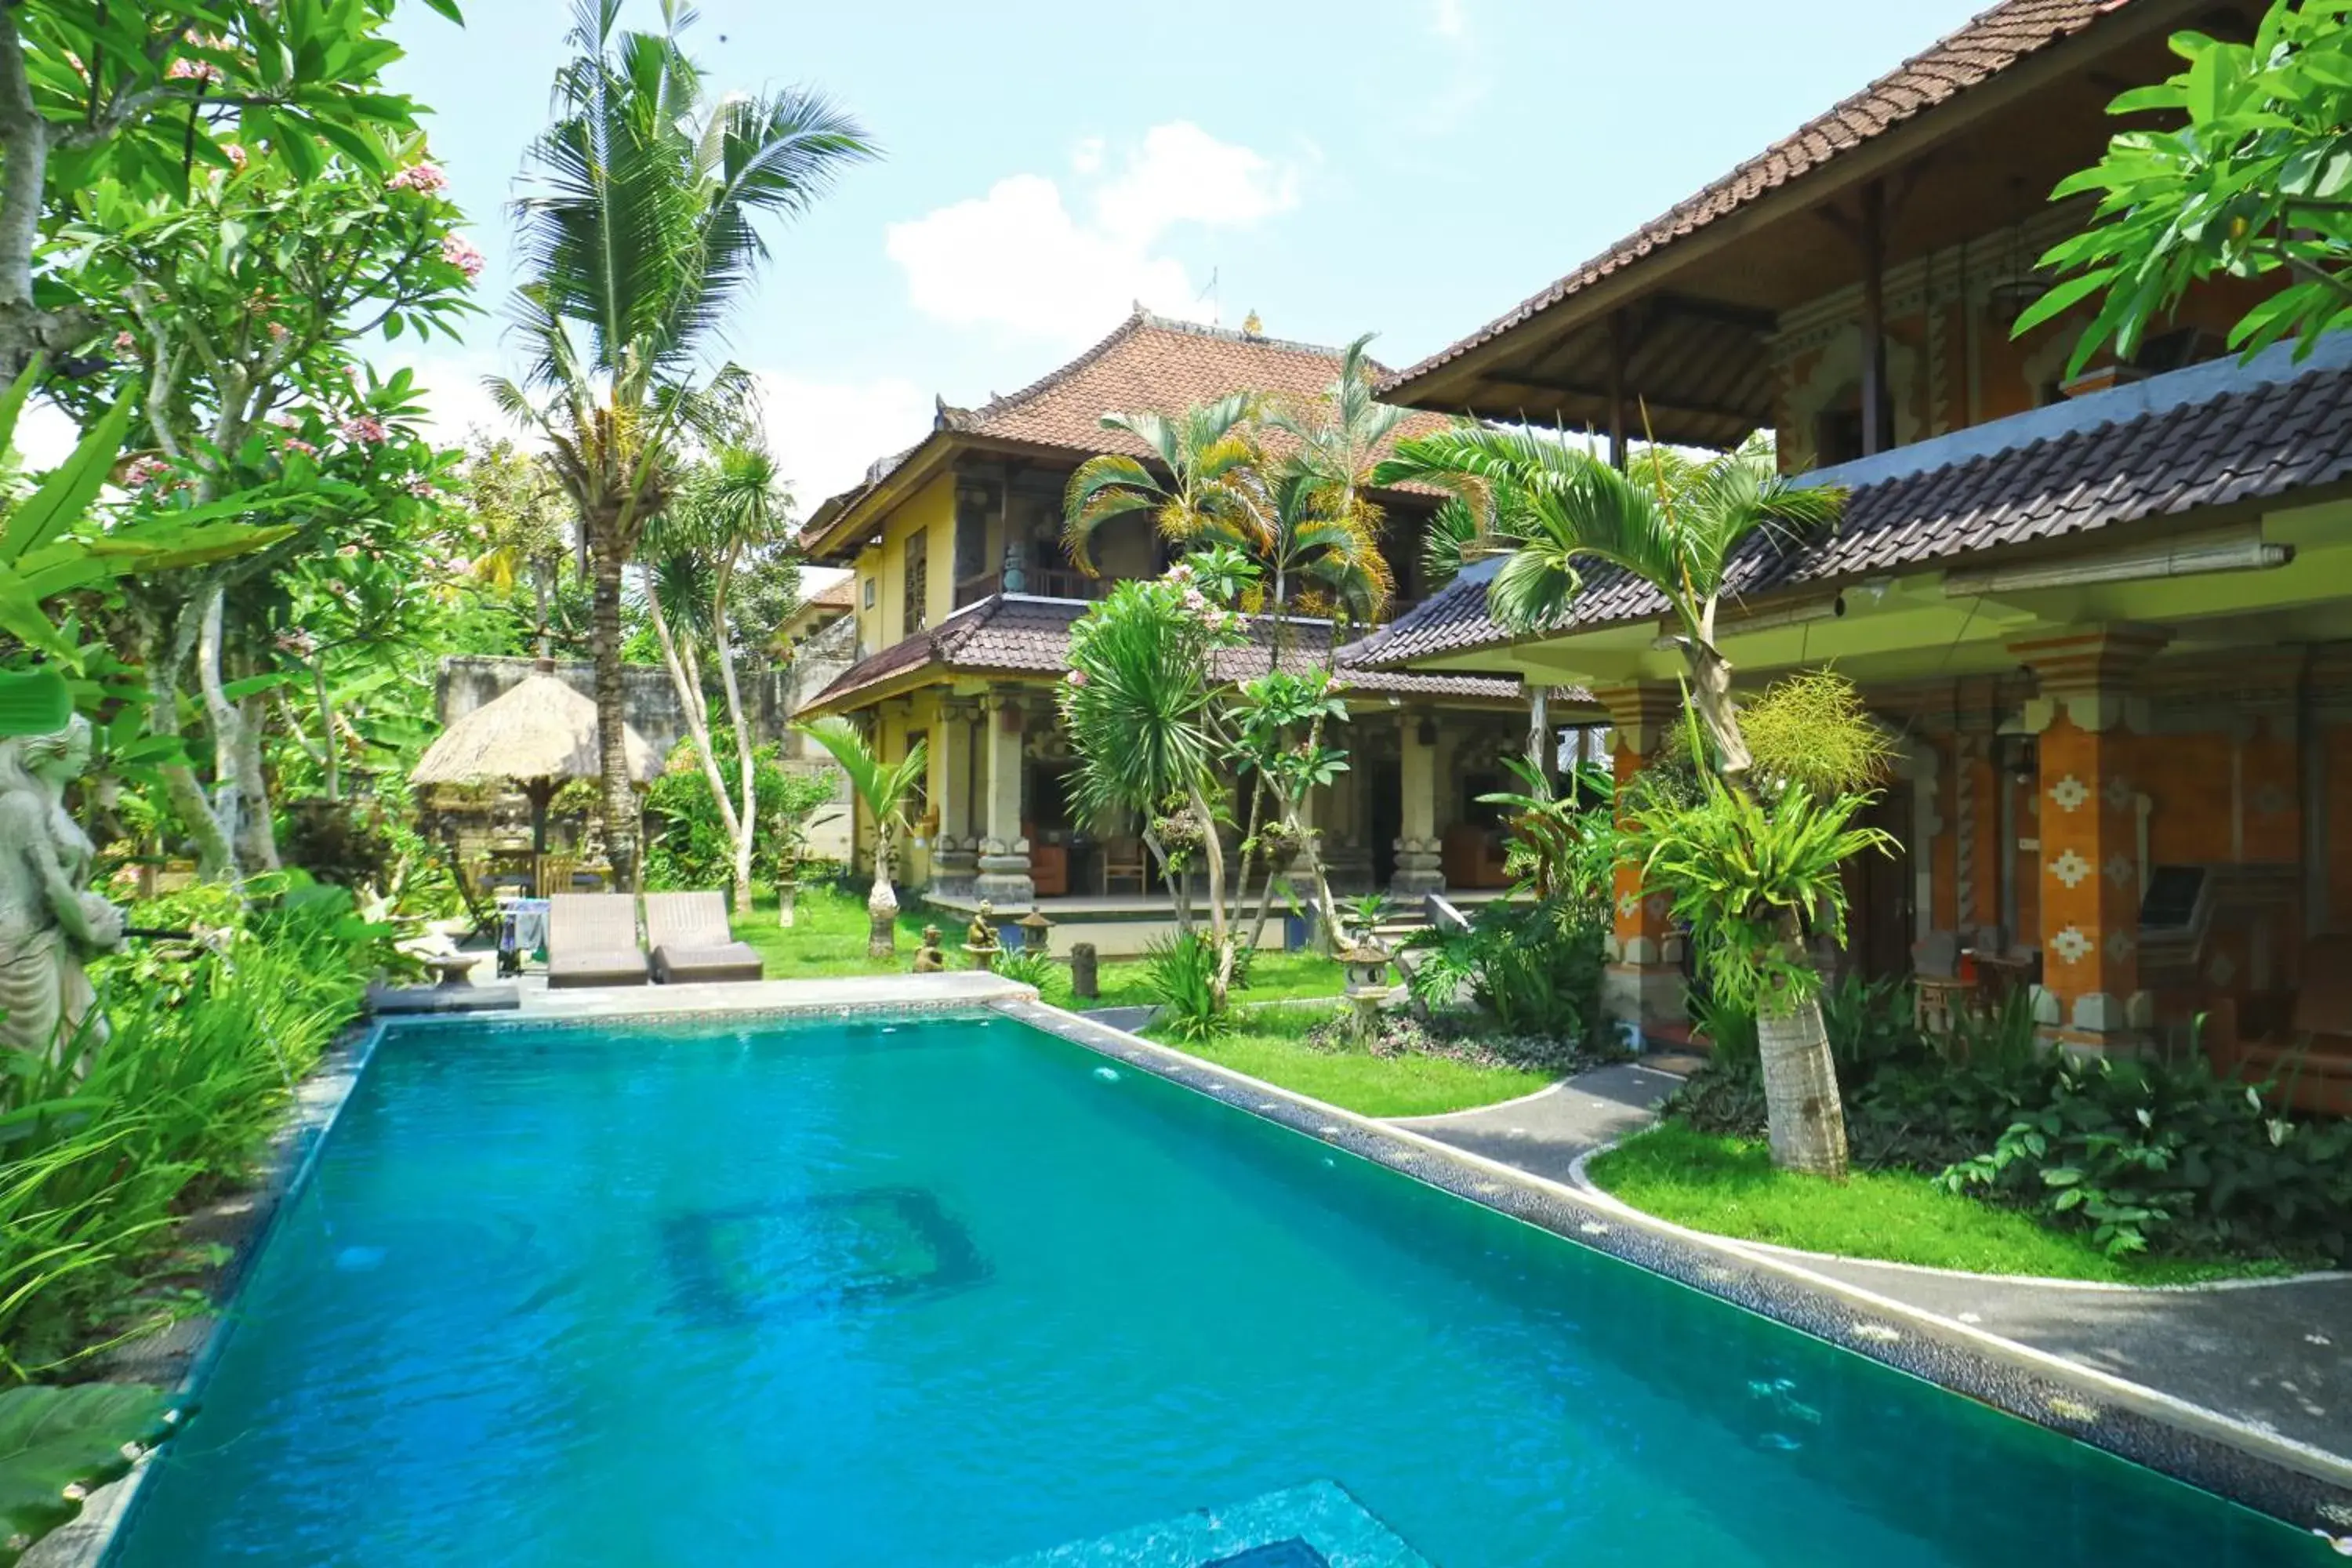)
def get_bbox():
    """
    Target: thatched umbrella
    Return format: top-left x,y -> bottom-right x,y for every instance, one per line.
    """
411,659 -> 661,855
